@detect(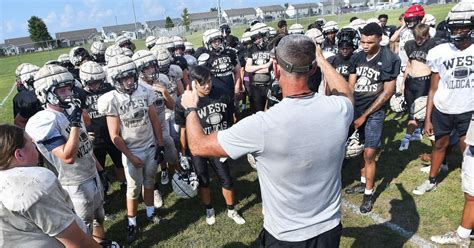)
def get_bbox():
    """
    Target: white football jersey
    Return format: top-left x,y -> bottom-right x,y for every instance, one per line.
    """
139,73 -> 171,123
426,43 -> 474,114
26,108 -> 96,186
97,83 -> 157,152
165,65 -> 182,120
